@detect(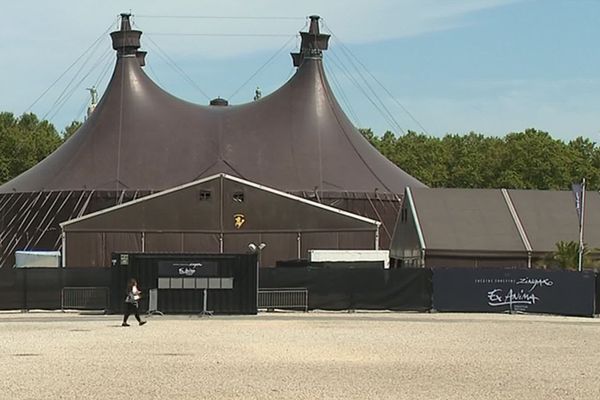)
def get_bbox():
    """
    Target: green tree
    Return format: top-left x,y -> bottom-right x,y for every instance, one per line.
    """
392,131 -> 448,187
62,120 -> 82,141
567,137 -> 600,189
359,128 -> 377,146
540,241 -> 596,270
0,112 -> 63,184
497,129 -> 571,189
441,132 -> 503,188
362,127 -> 600,190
